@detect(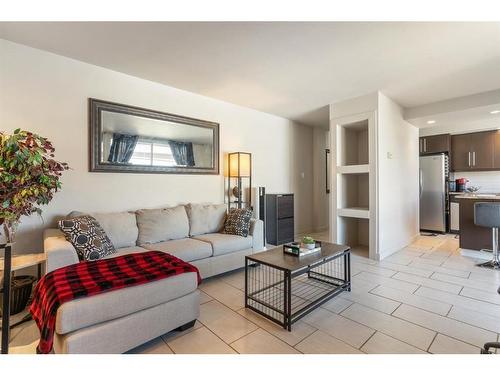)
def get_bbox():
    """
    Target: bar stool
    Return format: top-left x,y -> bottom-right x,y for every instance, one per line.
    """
474,202 -> 500,269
